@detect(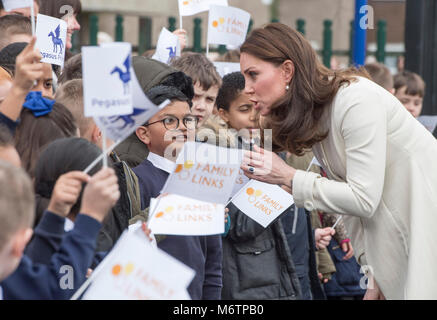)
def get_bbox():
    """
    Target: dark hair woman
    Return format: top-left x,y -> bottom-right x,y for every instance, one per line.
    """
240,23 -> 437,300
